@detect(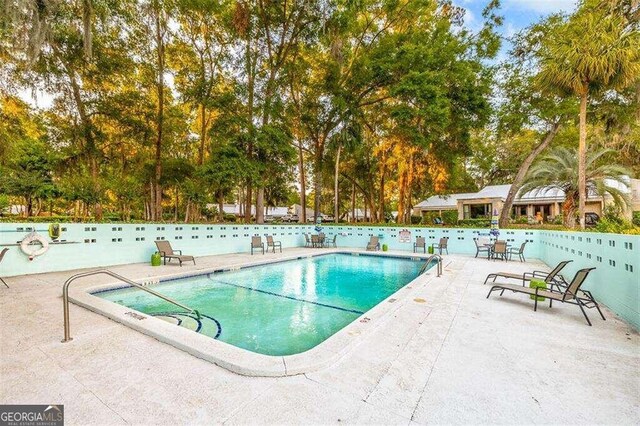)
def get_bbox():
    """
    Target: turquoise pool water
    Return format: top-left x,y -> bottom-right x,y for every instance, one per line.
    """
96,253 -> 425,356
